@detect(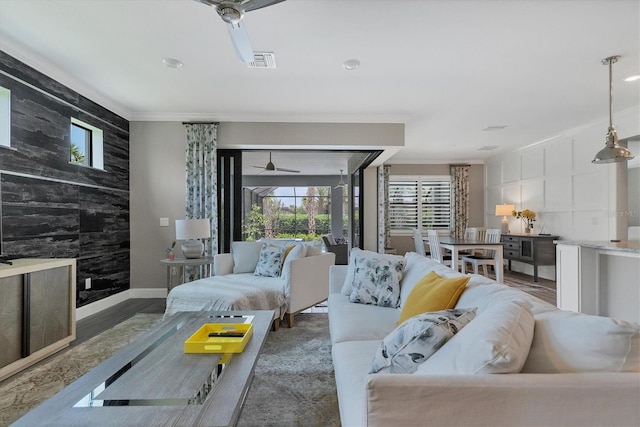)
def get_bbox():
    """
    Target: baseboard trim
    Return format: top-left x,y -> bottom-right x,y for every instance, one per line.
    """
130,288 -> 168,298
76,288 -> 167,320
